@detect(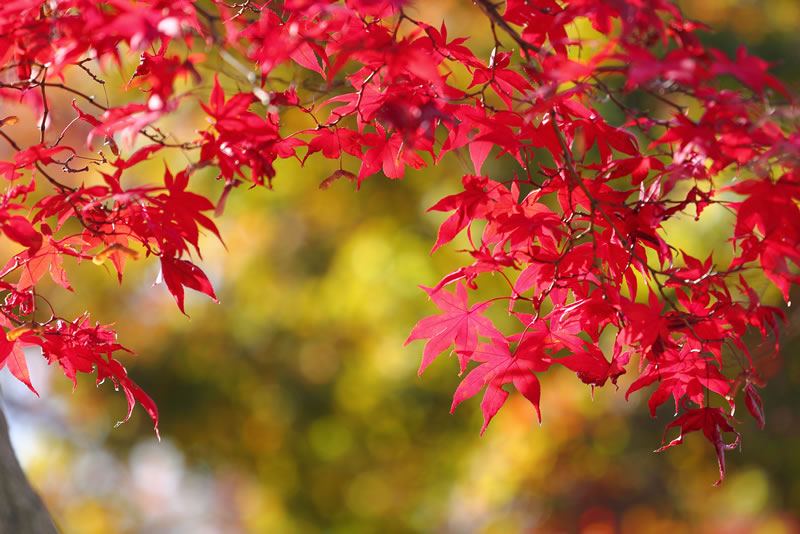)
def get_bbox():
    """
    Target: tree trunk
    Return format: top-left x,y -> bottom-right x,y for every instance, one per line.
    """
0,404 -> 59,534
